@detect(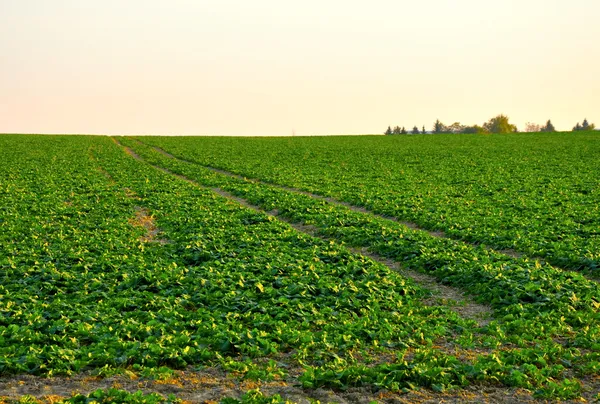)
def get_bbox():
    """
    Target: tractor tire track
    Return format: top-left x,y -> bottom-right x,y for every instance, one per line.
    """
112,137 -> 493,327
144,142 -> 600,282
